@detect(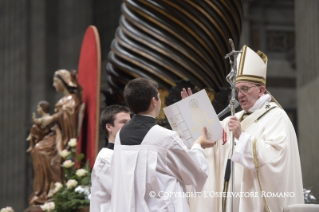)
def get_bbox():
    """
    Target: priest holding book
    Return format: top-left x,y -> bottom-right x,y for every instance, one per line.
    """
111,78 -> 215,212
182,45 -> 304,212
